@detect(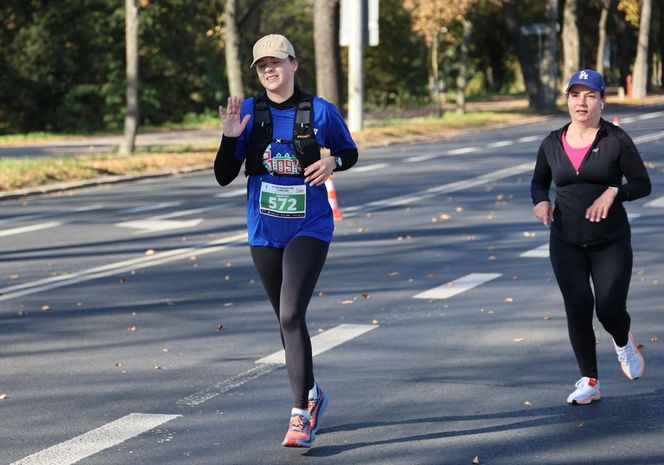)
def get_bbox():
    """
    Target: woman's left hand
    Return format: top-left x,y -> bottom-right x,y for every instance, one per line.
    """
585,188 -> 618,222
304,156 -> 336,186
